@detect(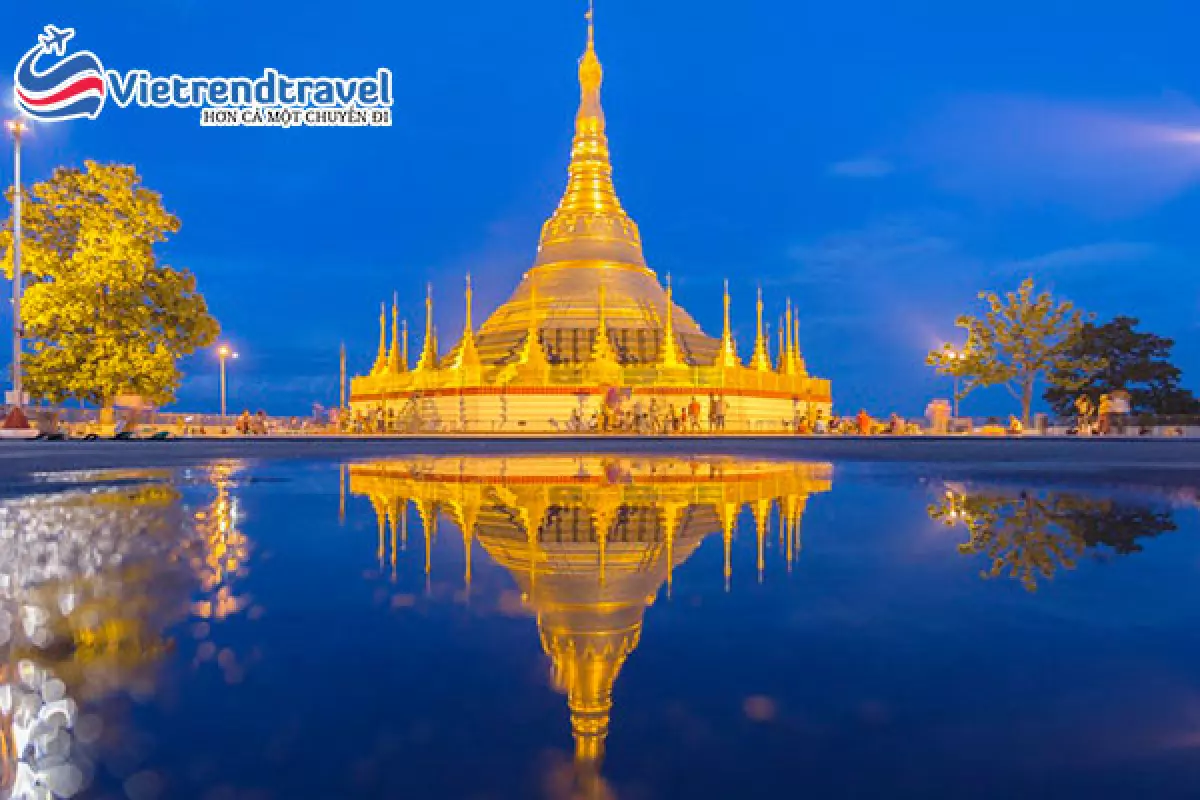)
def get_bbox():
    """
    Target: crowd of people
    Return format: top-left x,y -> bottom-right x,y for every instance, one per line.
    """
1072,391 -> 1132,436
235,409 -> 272,435
565,395 -> 731,434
